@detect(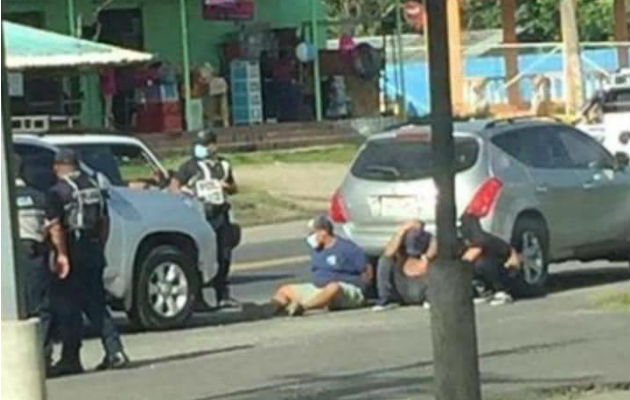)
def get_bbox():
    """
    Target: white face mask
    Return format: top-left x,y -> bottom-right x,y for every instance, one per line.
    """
306,233 -> 319,249
194,144 -> 209,159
